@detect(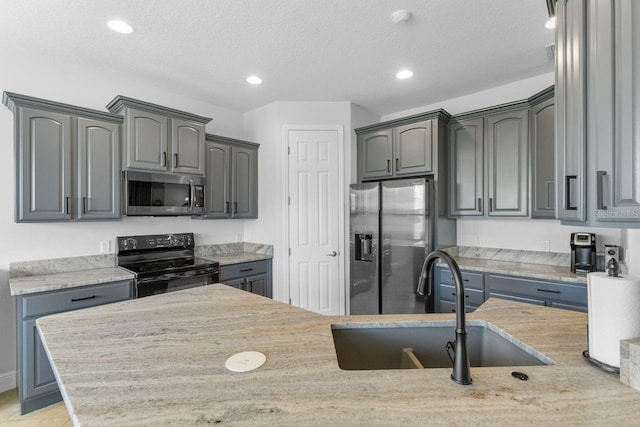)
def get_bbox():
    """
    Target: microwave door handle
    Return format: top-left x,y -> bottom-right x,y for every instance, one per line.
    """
190,180 -> 195,210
